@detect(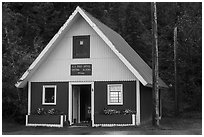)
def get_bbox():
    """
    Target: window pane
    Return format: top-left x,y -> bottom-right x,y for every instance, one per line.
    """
45,87 -> 55,103
109,85 -> 122,91
109,91 -> 121,103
